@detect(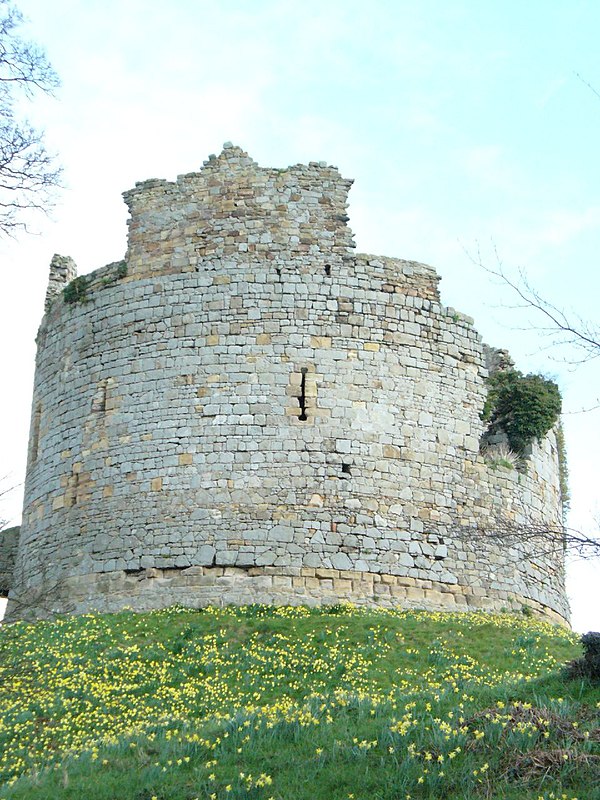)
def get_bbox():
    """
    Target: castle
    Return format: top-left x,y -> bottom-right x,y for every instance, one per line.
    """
2,144 -> 569,624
